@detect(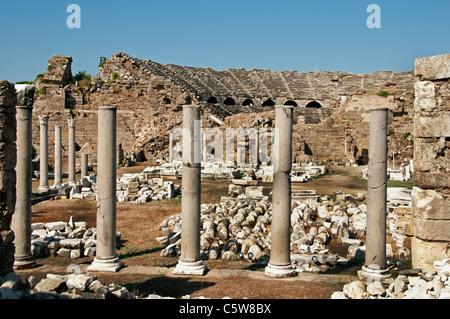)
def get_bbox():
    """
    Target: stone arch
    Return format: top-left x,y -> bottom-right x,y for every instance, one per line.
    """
207,96 -> 218,104
306,101 -> 322,108
242,99 -> 254,106
262,98 -> 275,107
223,97 -> 236,106
284,100 -> 298,107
